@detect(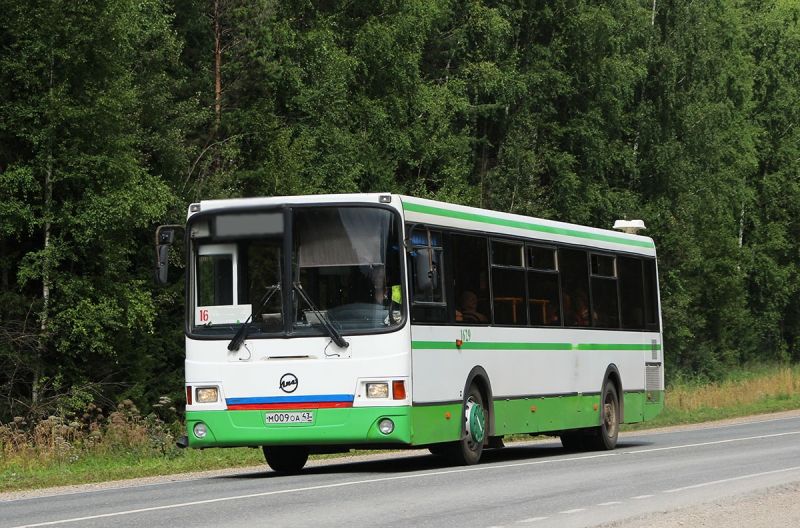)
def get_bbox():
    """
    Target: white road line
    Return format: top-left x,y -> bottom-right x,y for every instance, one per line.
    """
518,517 -> 549,523
623,430 -> 800,455
597,501 -> 622,506
3,454 -> 614,528
5,414 -> 799,505
663,465 -> 800,494
11,430 -> 800,527
631,494 -> 653,500
559,508 -> 586,514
